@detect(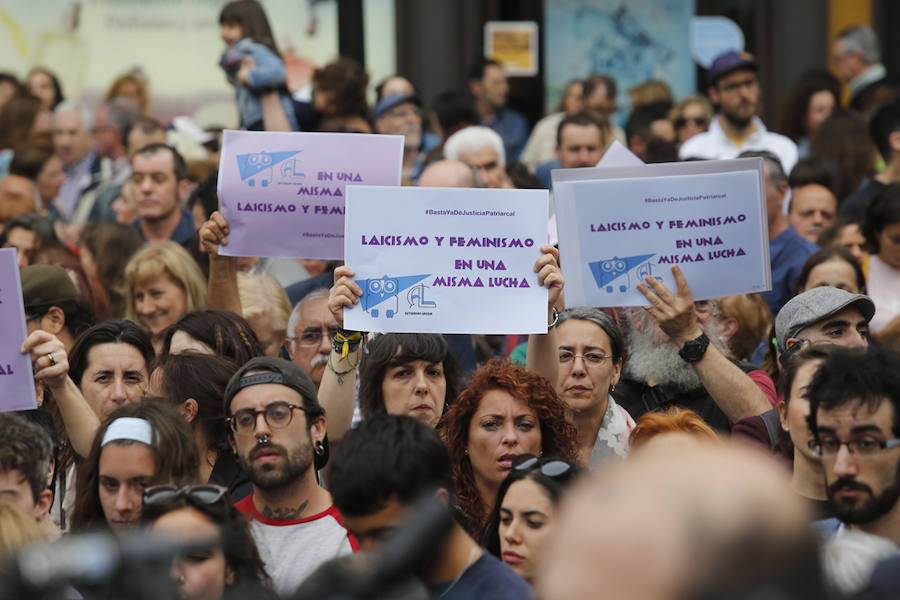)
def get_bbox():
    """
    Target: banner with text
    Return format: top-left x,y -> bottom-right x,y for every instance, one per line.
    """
344,186 -> 550,334
217,130 -> 404,259
553,158 -> 770,307
0,248 -> 37,412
